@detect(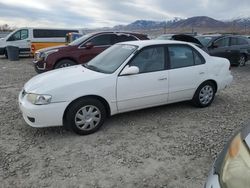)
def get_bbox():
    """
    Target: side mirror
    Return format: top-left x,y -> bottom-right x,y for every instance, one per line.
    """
85,42 -> 94,49
120,65 -> 139,76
